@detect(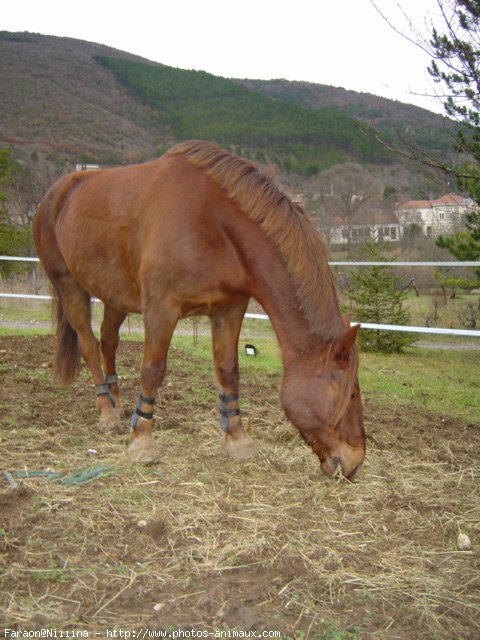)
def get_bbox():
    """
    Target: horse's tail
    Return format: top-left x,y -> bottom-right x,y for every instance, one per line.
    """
51,287 -> 81,387
34,173 -> 84,388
